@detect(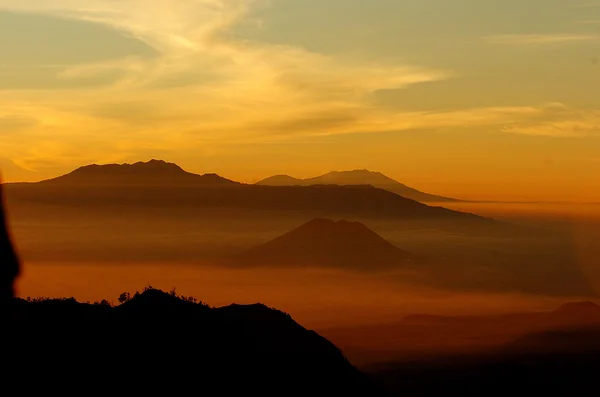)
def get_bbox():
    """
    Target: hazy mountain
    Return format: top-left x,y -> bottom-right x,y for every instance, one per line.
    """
369,332 -> 600,397
320,301 -> 600,366
8,288 -> 384,395
366,304 -> 600,396
233,218 -> 416,271
552,301 -> 600,318
398,301 -> 600,329
506,326 -> 600,354
5,160 -> 485,222
257,170 -> 460,203
0,158 -> 39,183
260,174 -> 302,185
38,159 -> 239,186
